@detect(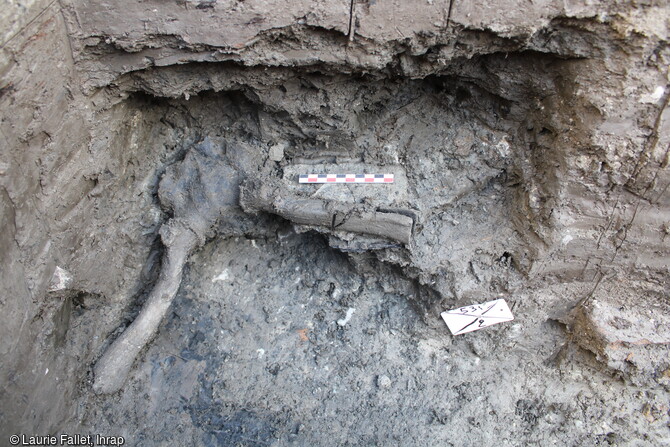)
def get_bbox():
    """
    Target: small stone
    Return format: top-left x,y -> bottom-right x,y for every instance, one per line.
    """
642,404 -> 655,423
507,323 -> 523,339
48,266 -> 72,293
336,308 -> 355,327
268,142 -> 286,162
451,128 -> 475,157
377,375 -> 392,389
